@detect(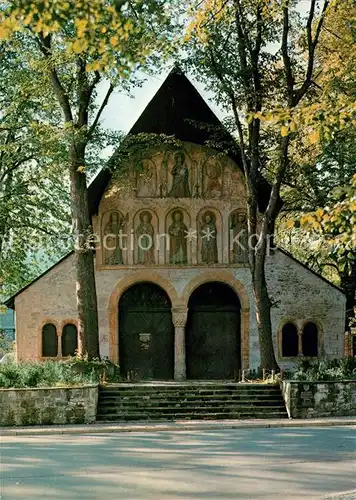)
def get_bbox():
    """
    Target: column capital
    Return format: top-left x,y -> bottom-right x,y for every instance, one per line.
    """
171,308 -> 188,328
